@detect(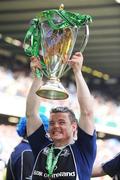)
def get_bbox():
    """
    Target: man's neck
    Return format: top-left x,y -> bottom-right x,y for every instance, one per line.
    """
54,138 -> 74,148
